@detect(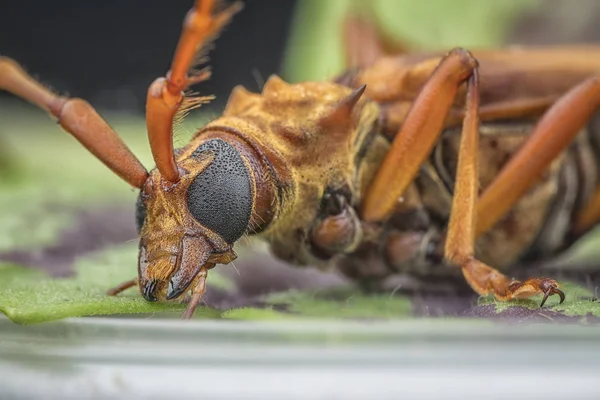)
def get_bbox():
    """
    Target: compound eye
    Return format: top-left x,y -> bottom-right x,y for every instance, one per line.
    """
186,139 -> 253,244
